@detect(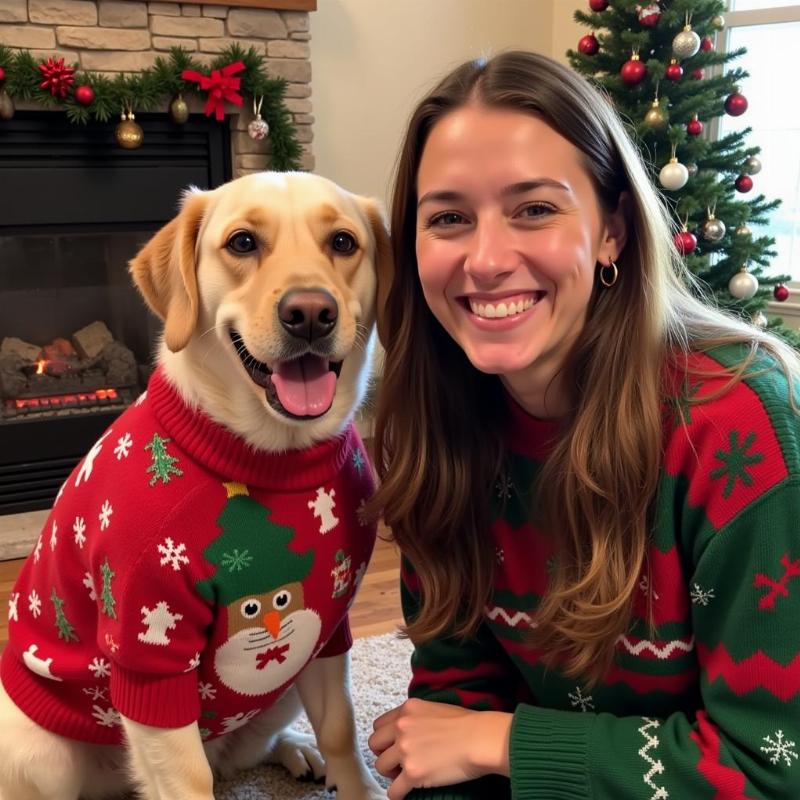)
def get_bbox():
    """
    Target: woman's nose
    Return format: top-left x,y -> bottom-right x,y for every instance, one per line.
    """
463,216 -> 517,282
